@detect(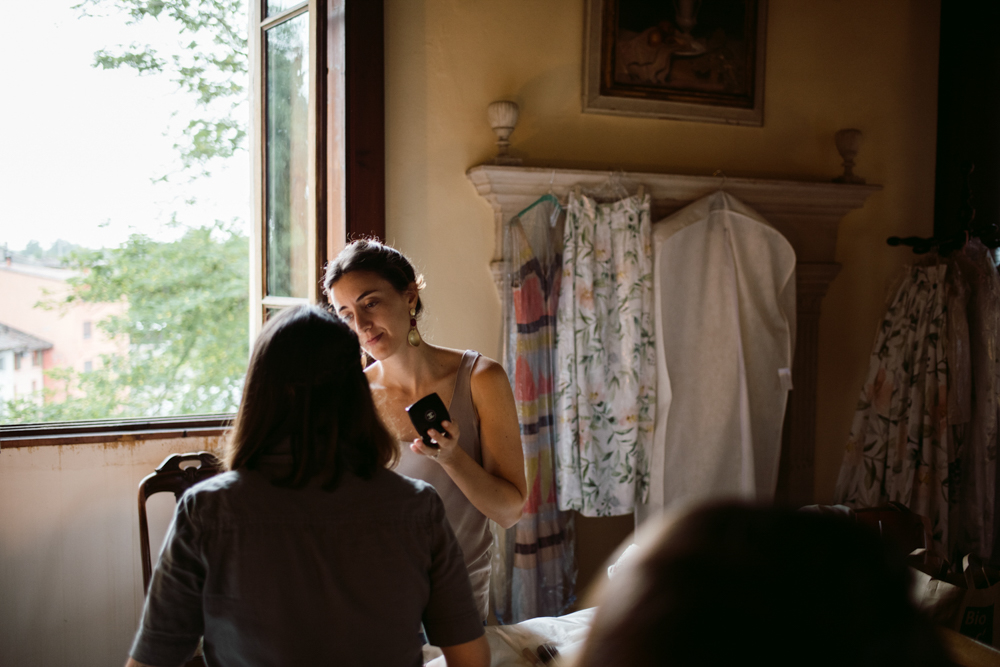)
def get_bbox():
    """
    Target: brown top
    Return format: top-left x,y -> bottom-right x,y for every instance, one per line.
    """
395,350 -> 492,620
